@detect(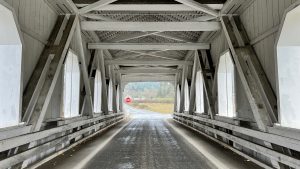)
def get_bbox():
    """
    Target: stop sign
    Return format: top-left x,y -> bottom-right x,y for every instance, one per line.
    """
125,97 -> 132,103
